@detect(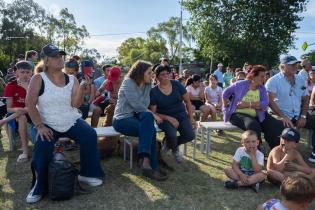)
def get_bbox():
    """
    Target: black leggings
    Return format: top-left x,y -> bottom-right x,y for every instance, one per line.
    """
230,112 -> 283,149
